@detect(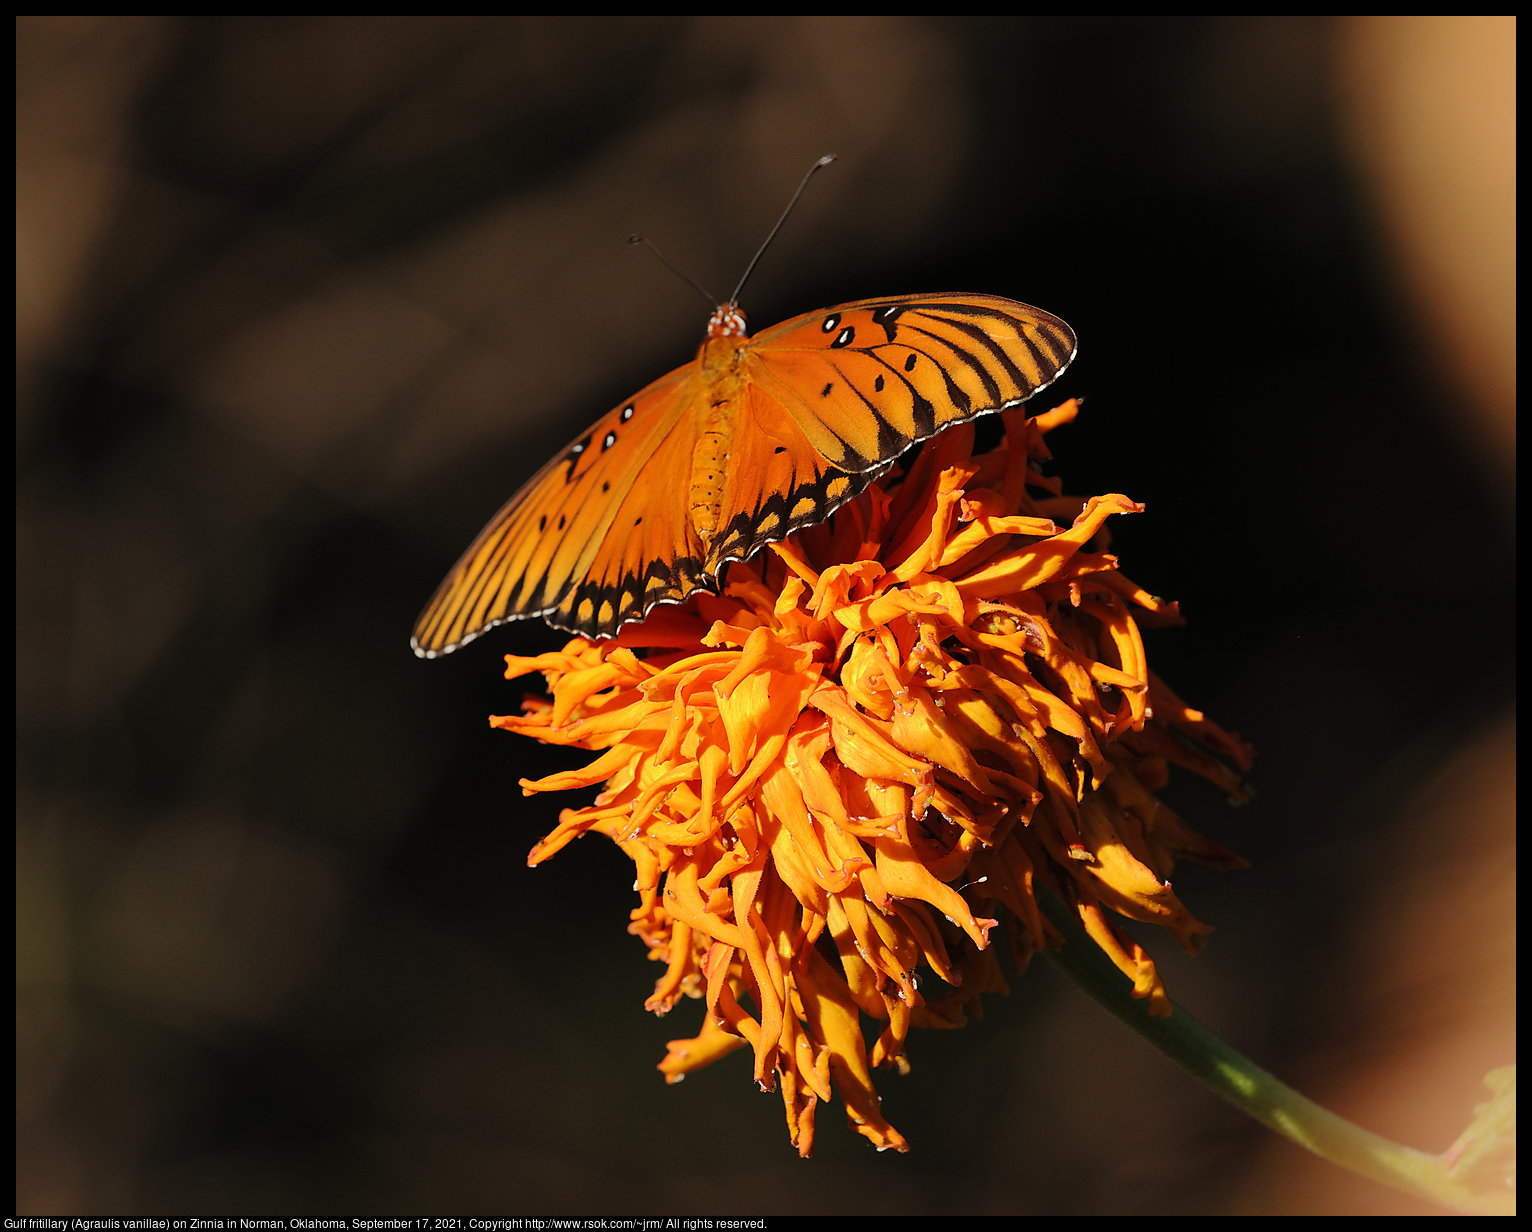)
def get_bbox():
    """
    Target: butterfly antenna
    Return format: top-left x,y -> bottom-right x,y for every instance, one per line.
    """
628,235 -> 717,308
727,154 -> 837,306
